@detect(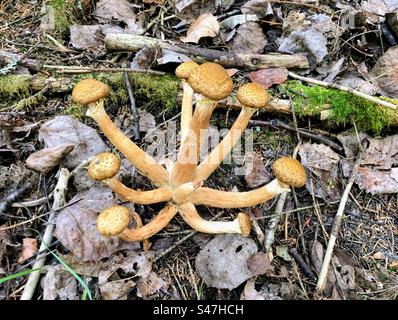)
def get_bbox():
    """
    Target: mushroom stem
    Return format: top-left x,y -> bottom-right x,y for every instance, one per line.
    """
106,177 -> 172,204
178,202 -> 251,235
194,107 -> 255,183
120,203 -> 177,241
86,100 -> 169,186
171,100 -> 217,186
189,179 -> 290,208
180,81 -> 194,143
130,212 -> 151,251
